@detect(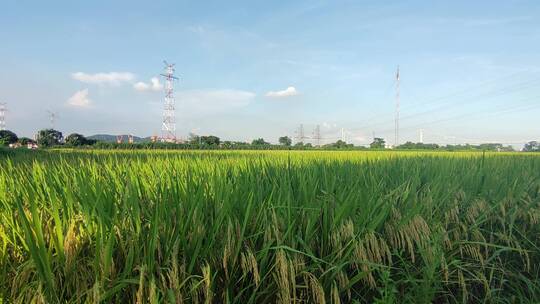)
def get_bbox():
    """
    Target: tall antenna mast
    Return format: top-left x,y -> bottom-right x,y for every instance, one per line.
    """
0,103 -> 7,131
160,61 -> 179,142
395,66 -> 400,147
47,110 -> 59,129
